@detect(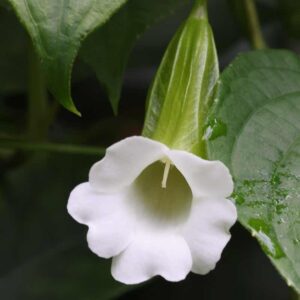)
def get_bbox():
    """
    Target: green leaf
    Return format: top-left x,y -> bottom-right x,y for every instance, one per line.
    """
80,0 -> 187,114
142,0 -> 219,157
7,0 -> 127,115
207,49 -> 300,292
